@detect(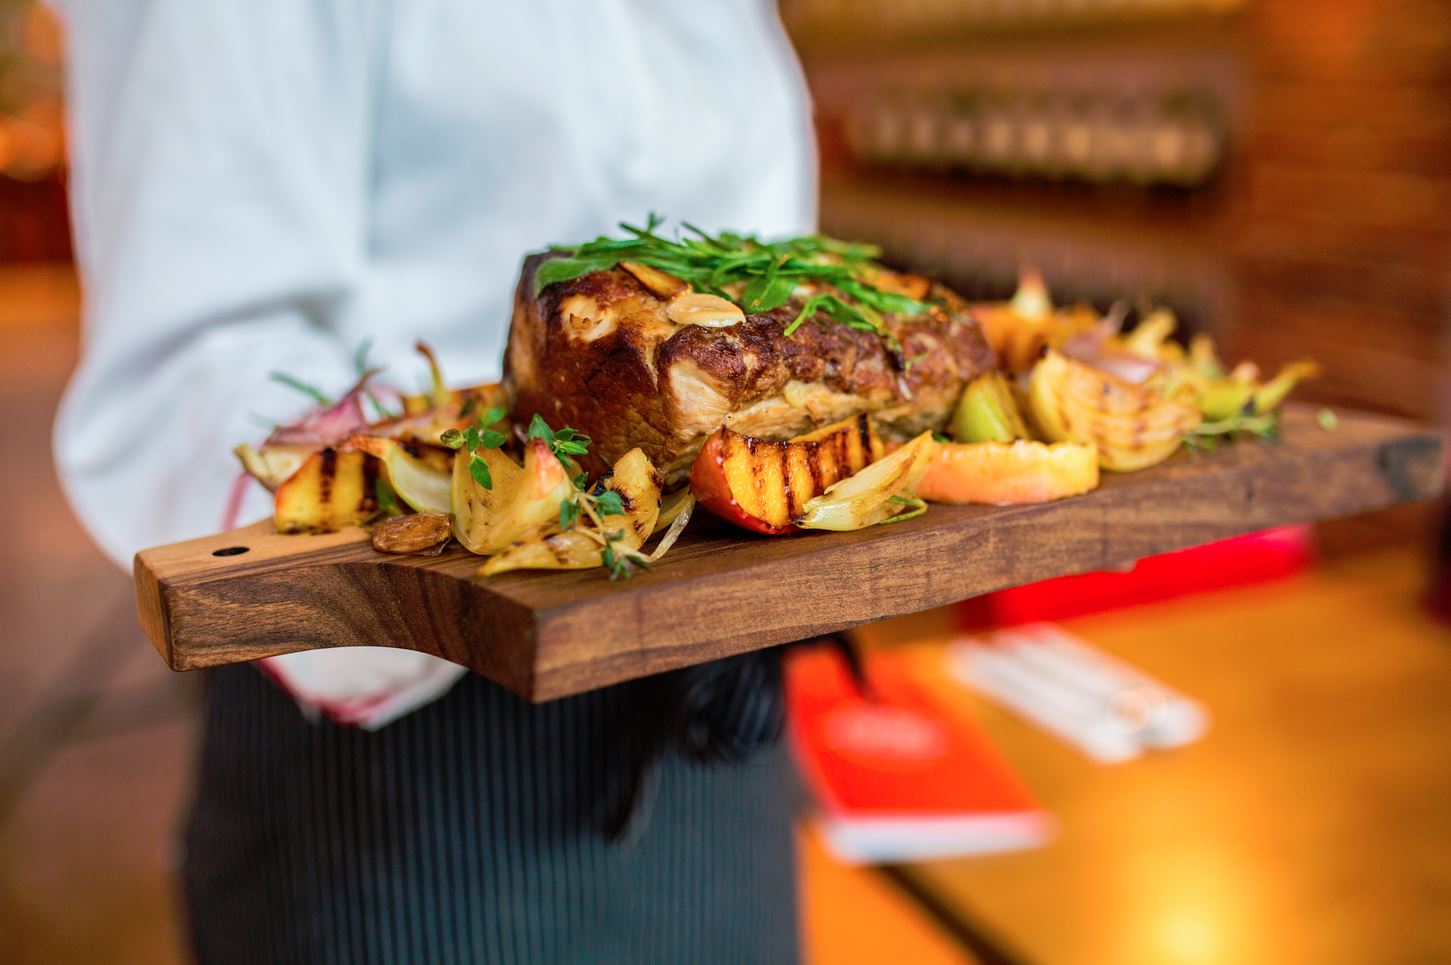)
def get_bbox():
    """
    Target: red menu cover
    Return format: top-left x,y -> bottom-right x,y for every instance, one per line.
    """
787,646 -> 1052,864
